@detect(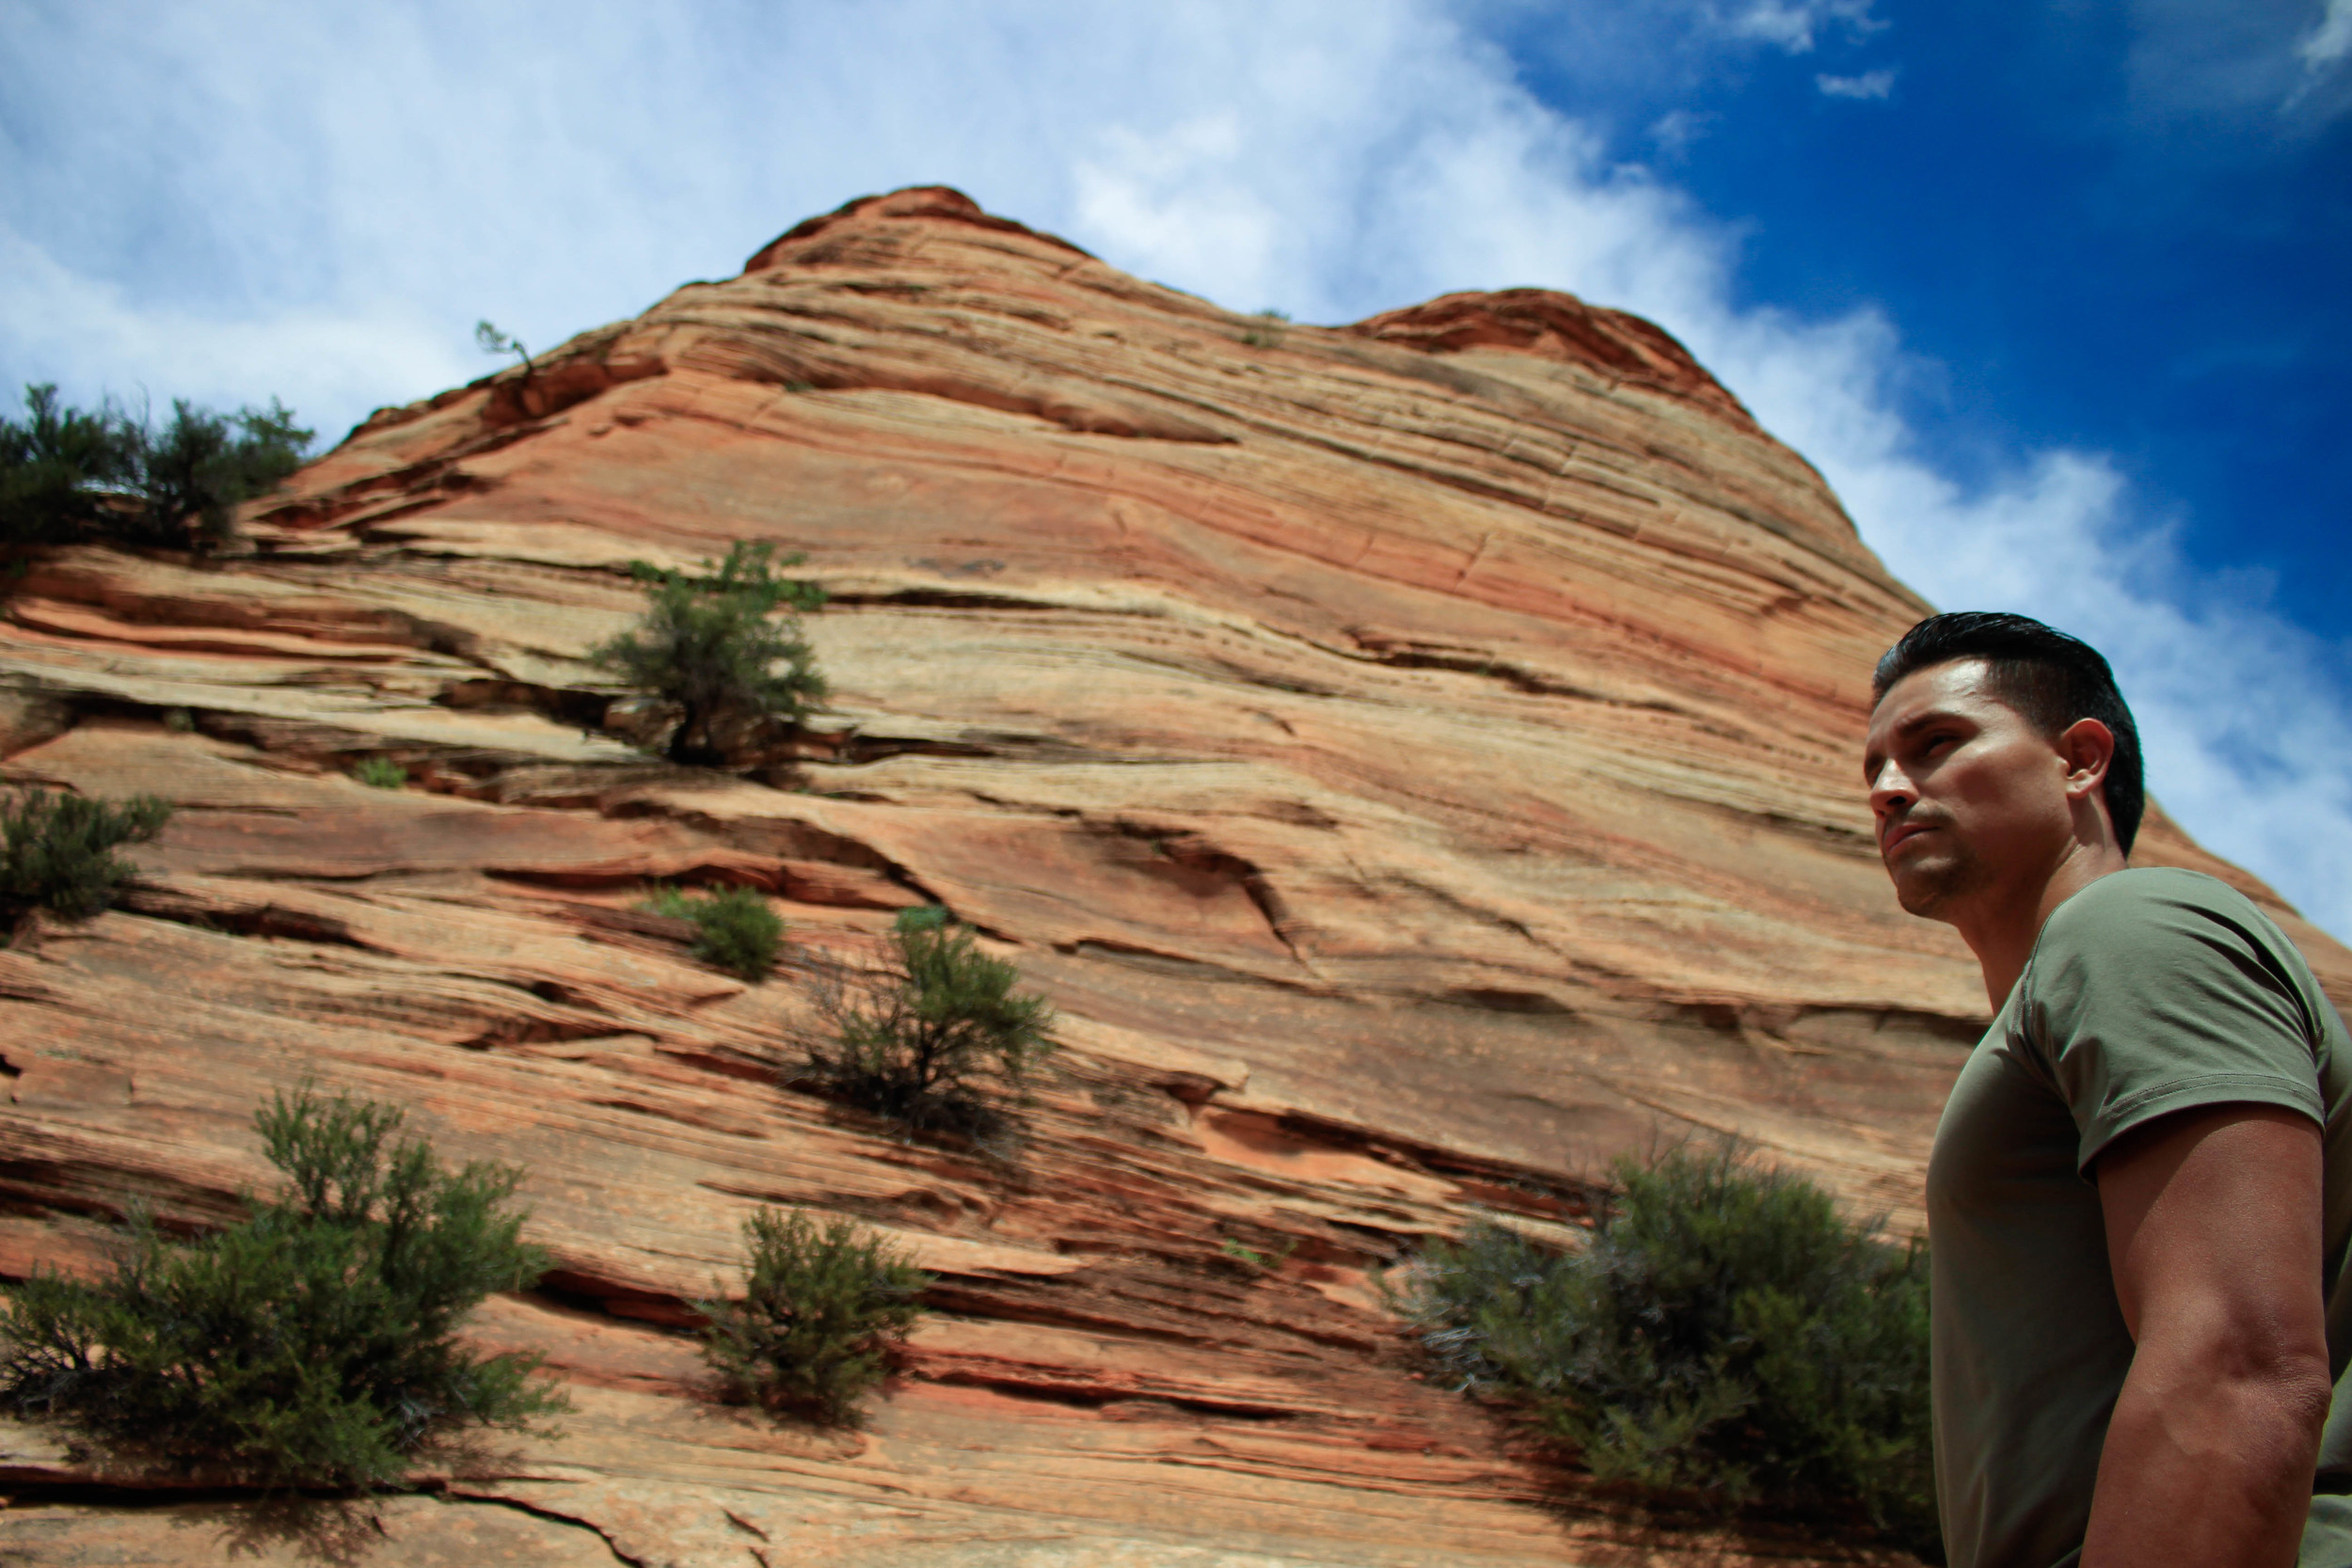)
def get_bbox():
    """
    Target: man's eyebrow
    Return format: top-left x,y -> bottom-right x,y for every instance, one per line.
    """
1893,706 -> 1966,736
1861,707 -> 1969,782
